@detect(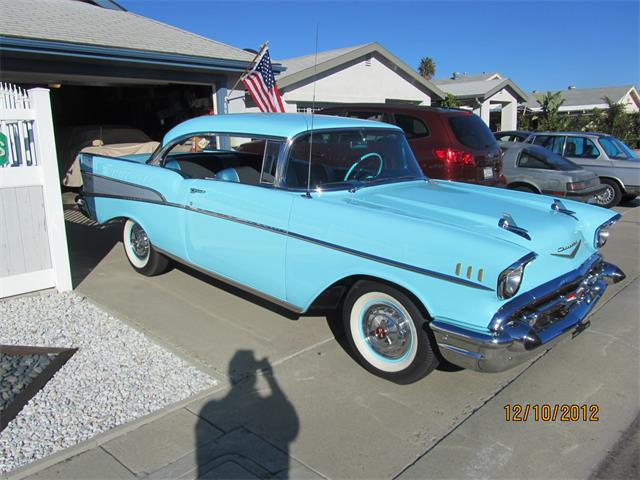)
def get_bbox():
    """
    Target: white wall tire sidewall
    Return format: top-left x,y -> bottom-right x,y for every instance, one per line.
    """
124,220 -> 150,269
349,291 -> 418,373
